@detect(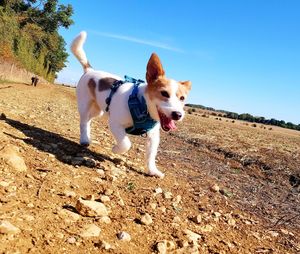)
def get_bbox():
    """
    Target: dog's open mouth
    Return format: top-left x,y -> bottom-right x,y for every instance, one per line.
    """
158,110 -> 177,132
